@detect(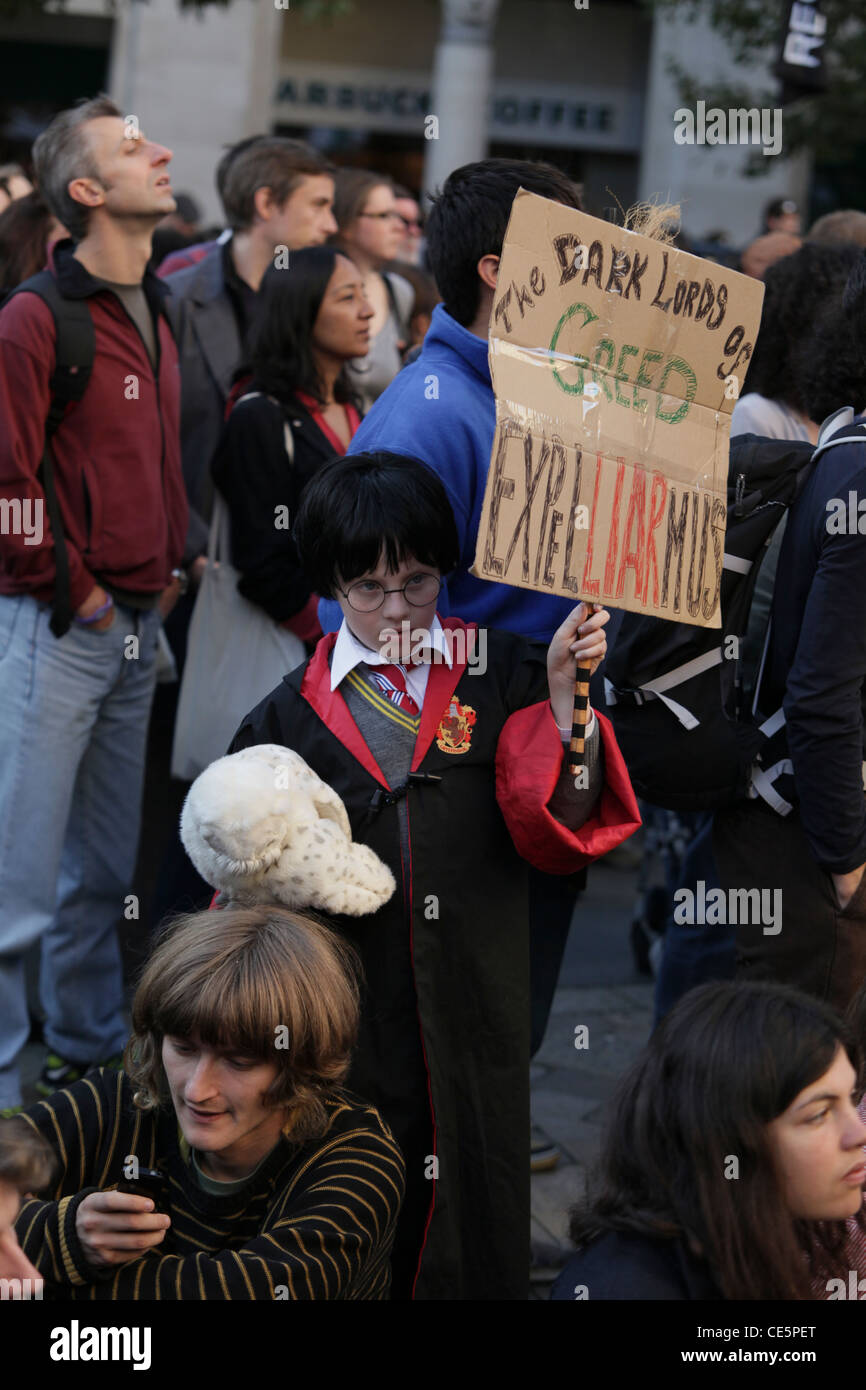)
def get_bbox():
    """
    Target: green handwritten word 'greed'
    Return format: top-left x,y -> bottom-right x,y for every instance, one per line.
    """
549,302 -> 697,426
